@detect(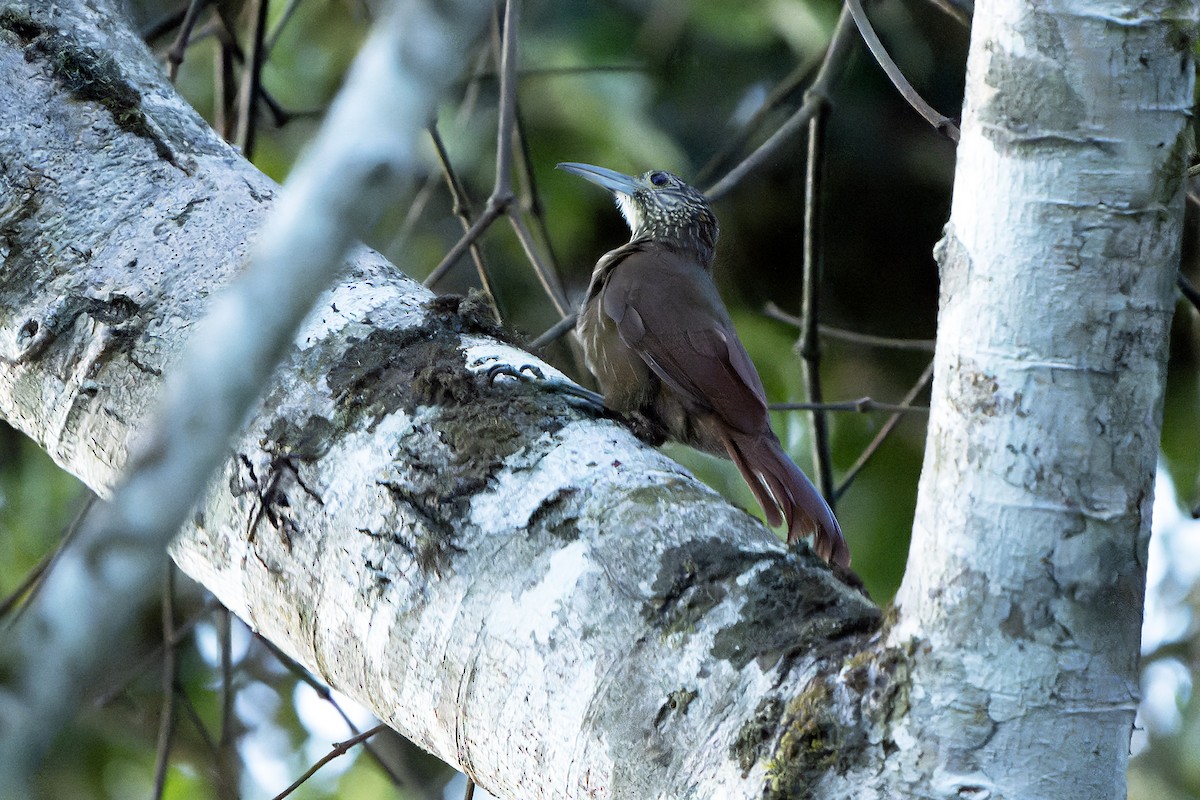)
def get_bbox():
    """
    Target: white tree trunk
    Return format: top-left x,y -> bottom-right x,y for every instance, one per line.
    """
879,1 -> 1196,797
